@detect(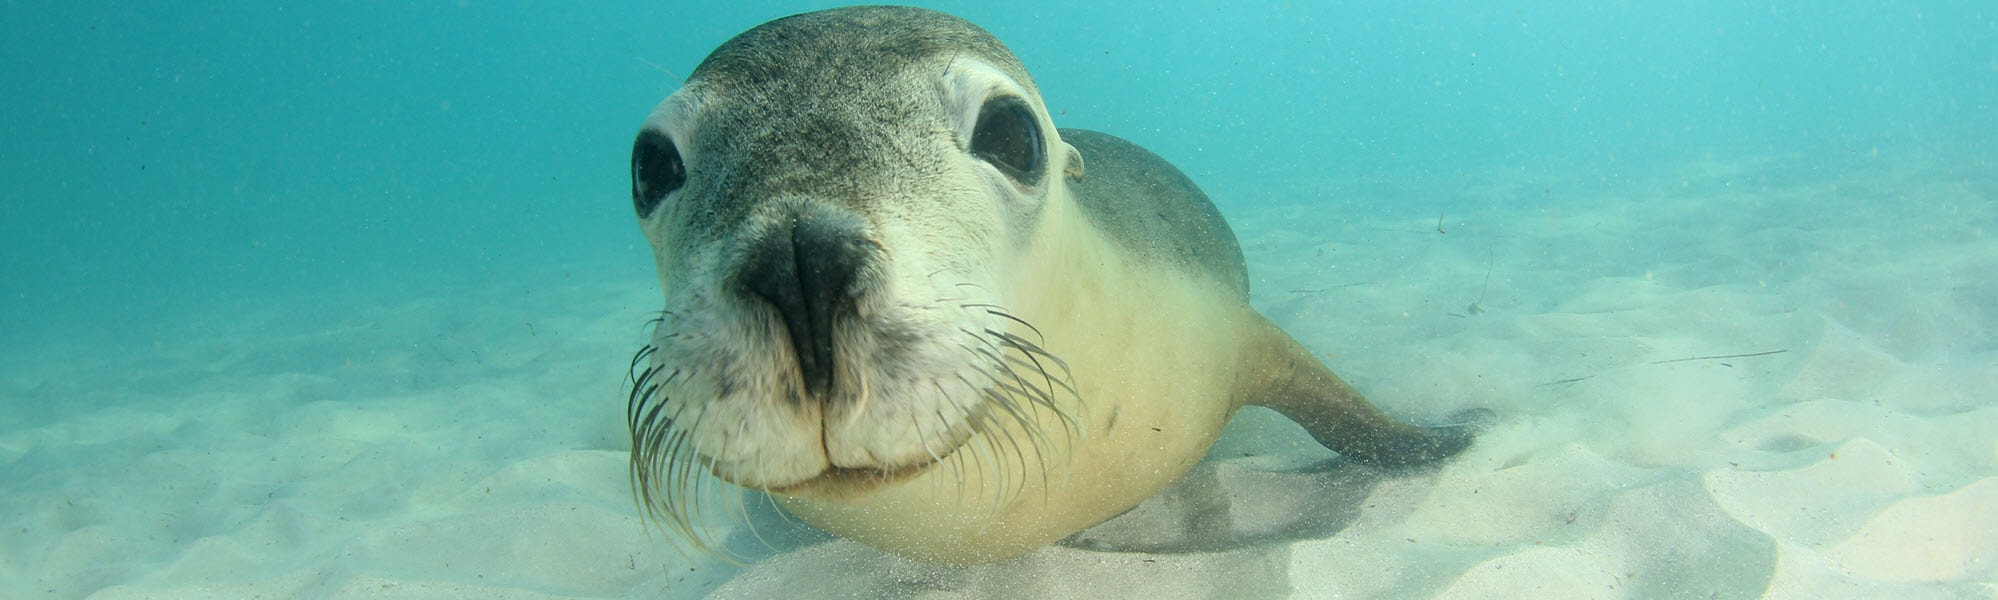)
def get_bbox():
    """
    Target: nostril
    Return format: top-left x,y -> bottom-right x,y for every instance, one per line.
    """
739,213 -> 869,400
